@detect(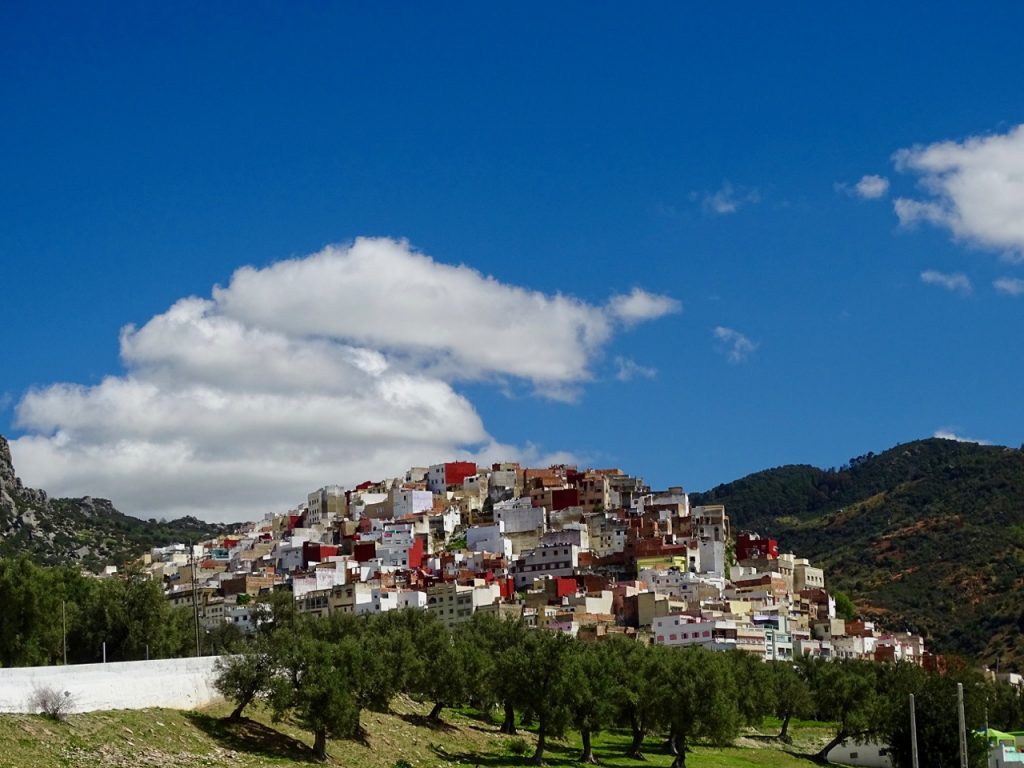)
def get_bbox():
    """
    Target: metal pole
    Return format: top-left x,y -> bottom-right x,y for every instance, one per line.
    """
102,641 -> 106,664
957,682 -> 968,768
62,600 -> 67,666
191,541 -> 201,657
909,694 -> 919,768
